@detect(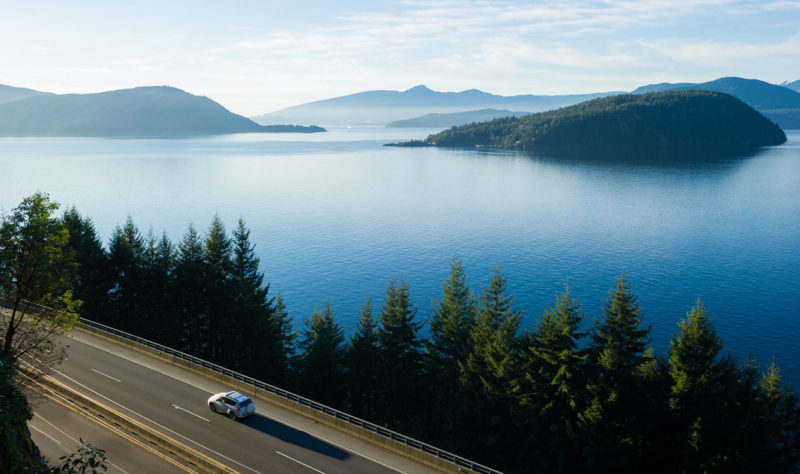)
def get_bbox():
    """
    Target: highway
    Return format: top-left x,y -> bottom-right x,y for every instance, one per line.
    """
44,329 -> 434,474
26,383 -> 188,473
